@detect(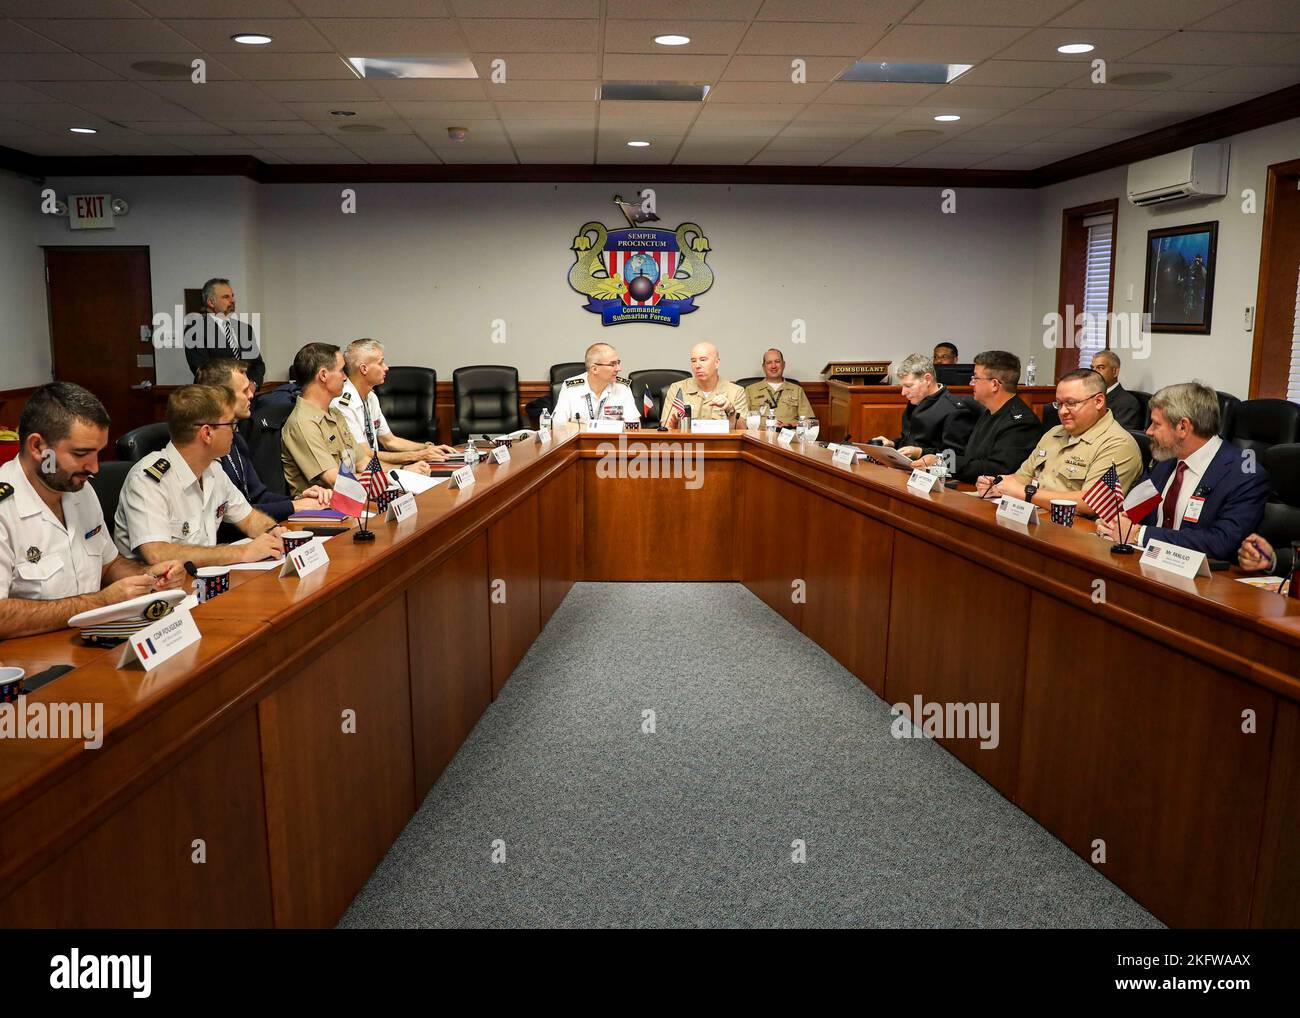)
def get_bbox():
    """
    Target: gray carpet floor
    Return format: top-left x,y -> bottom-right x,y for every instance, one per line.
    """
339,582 -> 1162,929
